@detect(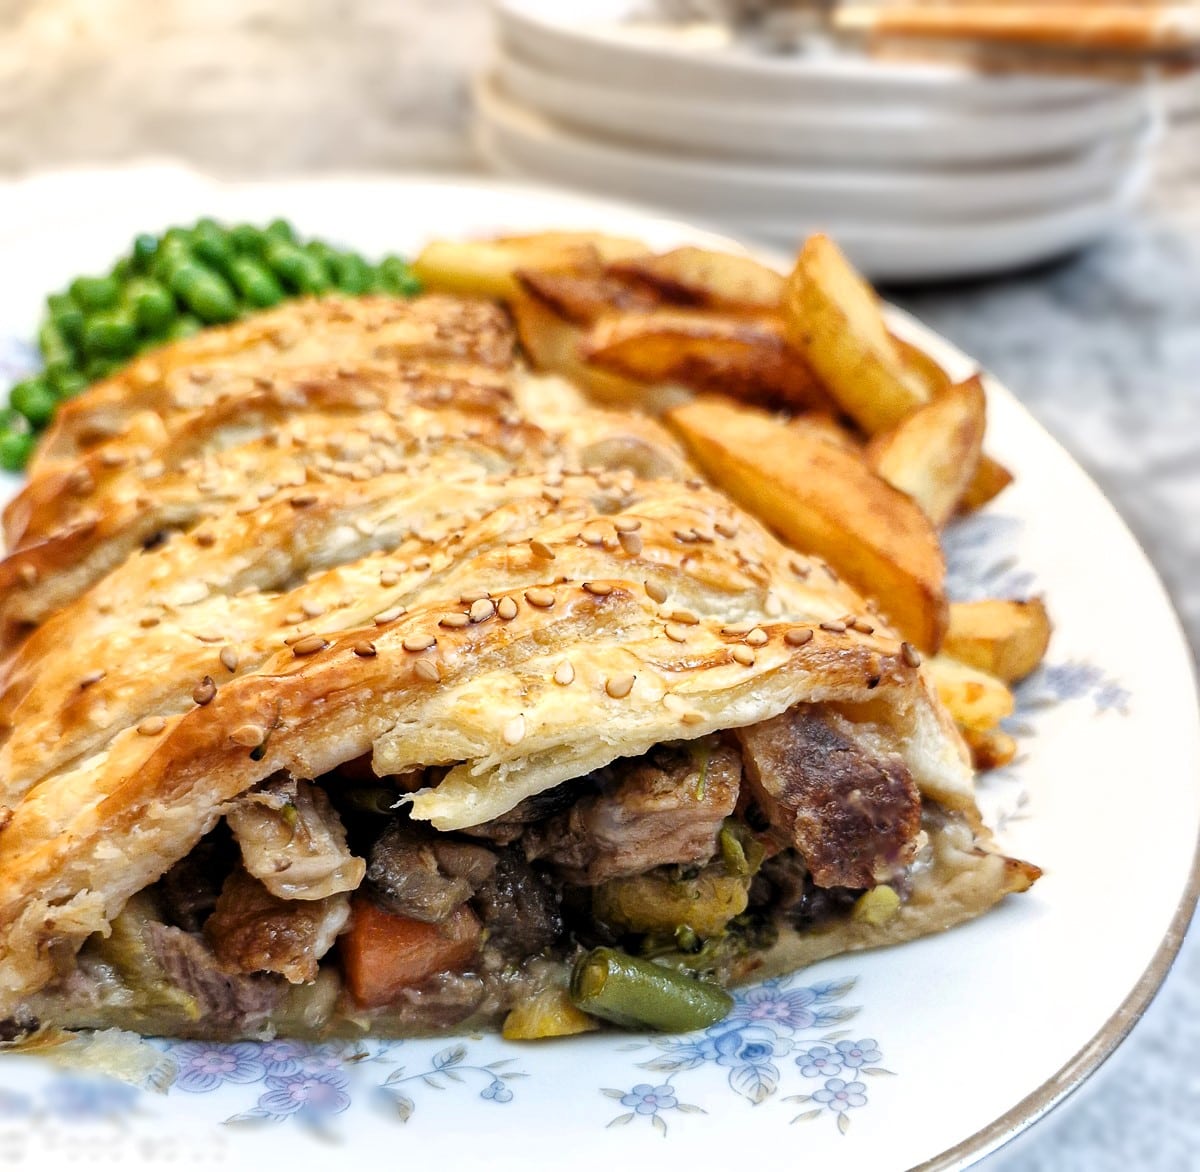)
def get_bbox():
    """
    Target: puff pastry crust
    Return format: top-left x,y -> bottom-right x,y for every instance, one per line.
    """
0,294 -> 1003,1022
